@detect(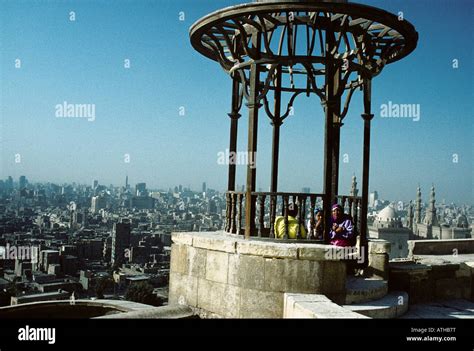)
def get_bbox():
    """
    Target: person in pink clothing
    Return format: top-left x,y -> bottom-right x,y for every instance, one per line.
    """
329,204 -> 355,247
